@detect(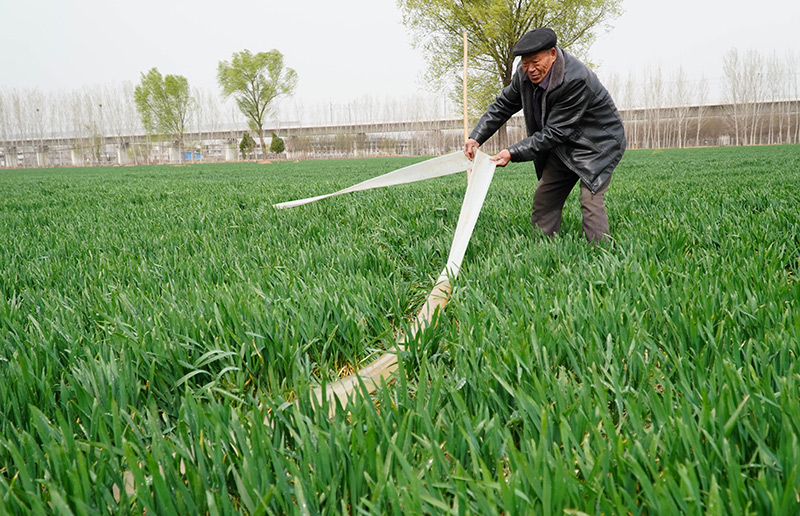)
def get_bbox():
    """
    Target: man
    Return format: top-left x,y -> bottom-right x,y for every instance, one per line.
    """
464,28 -> 626,243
